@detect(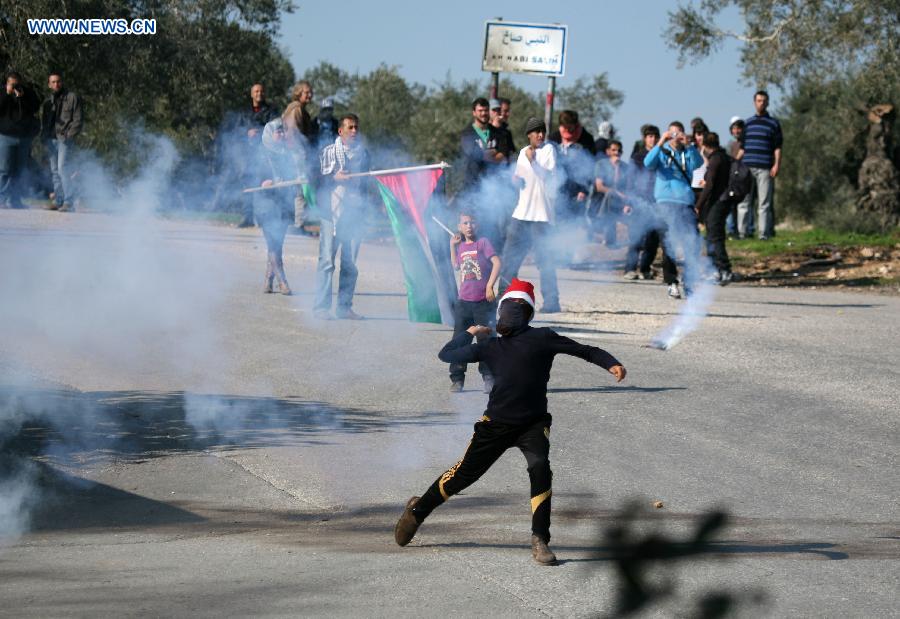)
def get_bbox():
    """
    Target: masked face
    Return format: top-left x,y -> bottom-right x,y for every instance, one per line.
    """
497,299 -> 532,336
